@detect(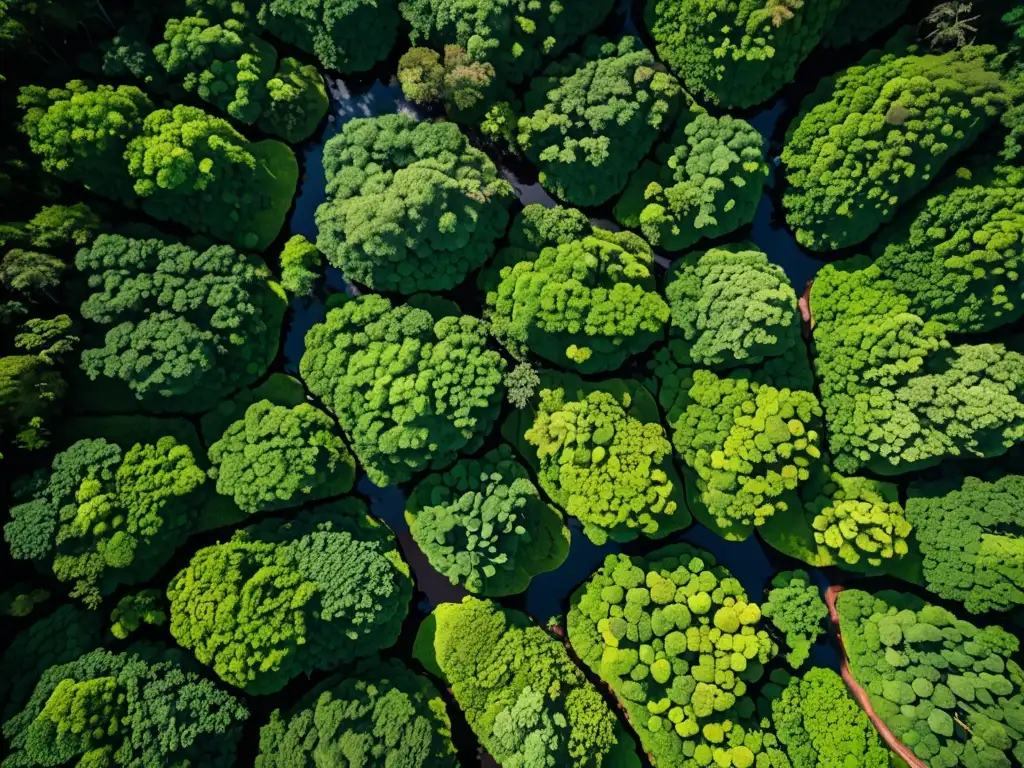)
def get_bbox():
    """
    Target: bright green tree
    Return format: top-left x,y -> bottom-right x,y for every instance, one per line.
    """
278,234 -> 322,296
109,590 -> 166,640
5,436 -> 207,607
209,400 -> 355,515
768,667 -> 891,767
807,475 -> 911,567
782,46 -> 1012,250
761,570 -> 826,669
522,384 -> 686,545
168,501 -> 411,693
615,113 -> 767,251
76,234 -> 285,412
567,543 -> 783,767
871,166 -> 1024,333
646,0 -> 909,108
300,294 -> 505,486
2,645 -> 248,767
316,113 -> 514,293
256,658 -> 458,767
406,445 -> 569,596
517,36 -> 683,206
